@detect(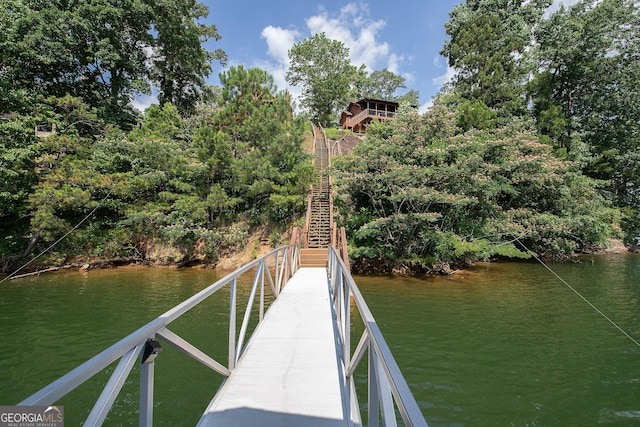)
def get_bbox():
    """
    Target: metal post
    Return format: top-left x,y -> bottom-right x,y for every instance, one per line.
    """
229,278 -> 236,370
343,272 -> 350,370
368,345 -> 380,427
85,344 -> 142,426
139,357 -> 154,427
260,260 -> 265,322
331,253 -> 338,302
236,264 -> 262,361
275,251 -> 280,294
378,357 -> 398,427
277,248 -> 287,294
335,266 -> 342,327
